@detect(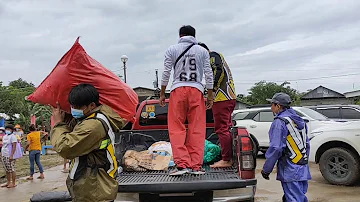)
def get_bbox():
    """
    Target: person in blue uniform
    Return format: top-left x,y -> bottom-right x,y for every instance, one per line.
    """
261,93 -> 312,202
